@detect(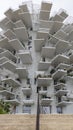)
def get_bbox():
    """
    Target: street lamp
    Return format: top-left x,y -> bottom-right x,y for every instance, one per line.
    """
36,86 -> 40,130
